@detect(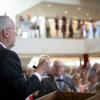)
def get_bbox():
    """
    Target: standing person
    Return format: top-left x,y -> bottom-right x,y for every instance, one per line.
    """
76,19 -> 81,38
88,20 -> 94,38
68,19 -> 74,38
0,16 -> 49,100
55,16 -> 59,37
61,16 -> 67,38
81,21 -> 87,38
46,18 -> 51,38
